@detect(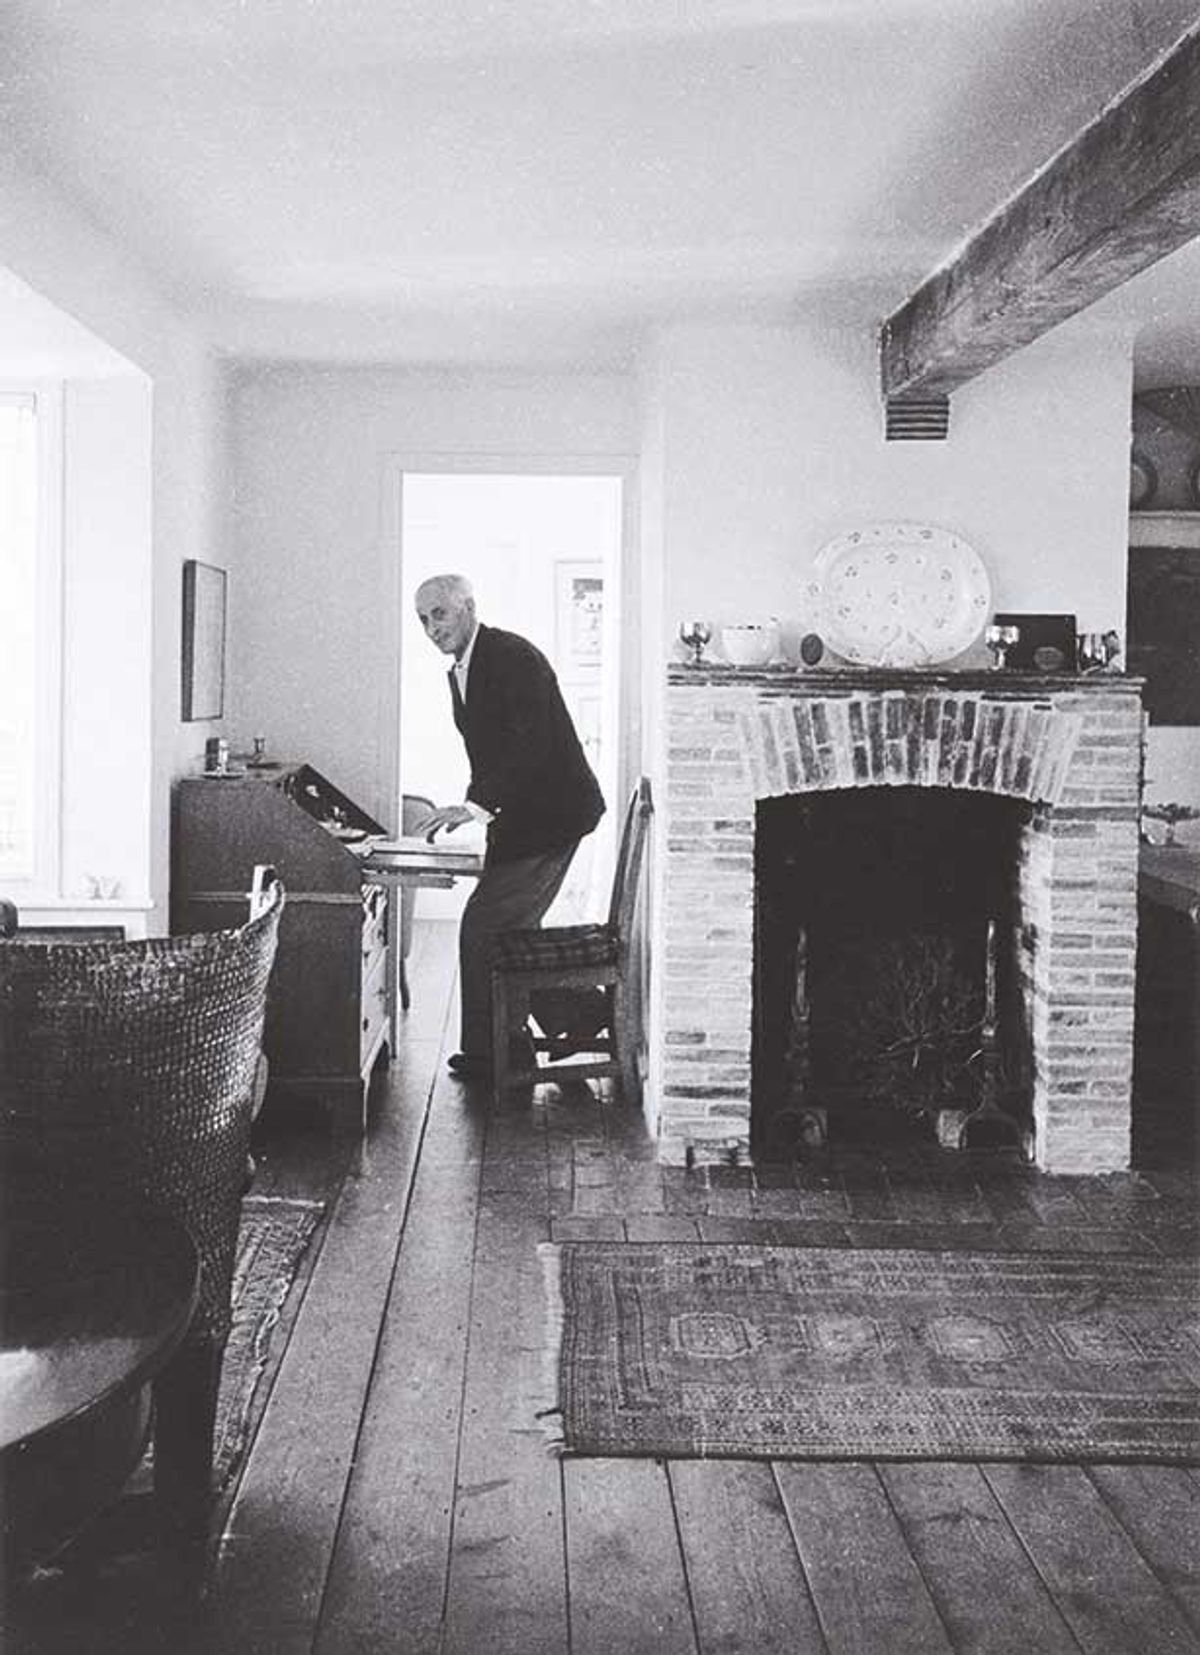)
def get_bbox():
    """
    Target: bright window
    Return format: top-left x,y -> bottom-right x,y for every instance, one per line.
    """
0,388 -> 61,889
